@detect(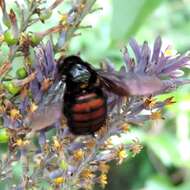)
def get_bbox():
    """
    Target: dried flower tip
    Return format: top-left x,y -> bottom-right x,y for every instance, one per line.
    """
120,123 -> 130,132
0,106 -> 5,114
0,61 -> 11,76
73,149 -> 85,161
13,72 -> 36,87
9,9 -> 16,24
15,138 -> 29,147
42,142 -> 51,153
10,108 -> 22,120
164,97 -> 176,105
53,177 -> 65,185
0,0 -> 5,9
144,97 -> 157,109
80,169 -> 94,180
117,147 -> 128,165
130,139 -> 143,157
0,34 -> 4,42
3,99 -> 12,109
29,102 -> 38,112
41,78 -> 52,91
20,86 -> 29,98
104,138 -> 114,149
98,174 -> 108,189
85,139 -> 96,149
98,162 -> 110,174
52,136 -> 62,151
19,33 -> 31,53
150,111 -> 163,120
96,124 -> 108,137
33,154 -> 44,166
79,3 -> 85,11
